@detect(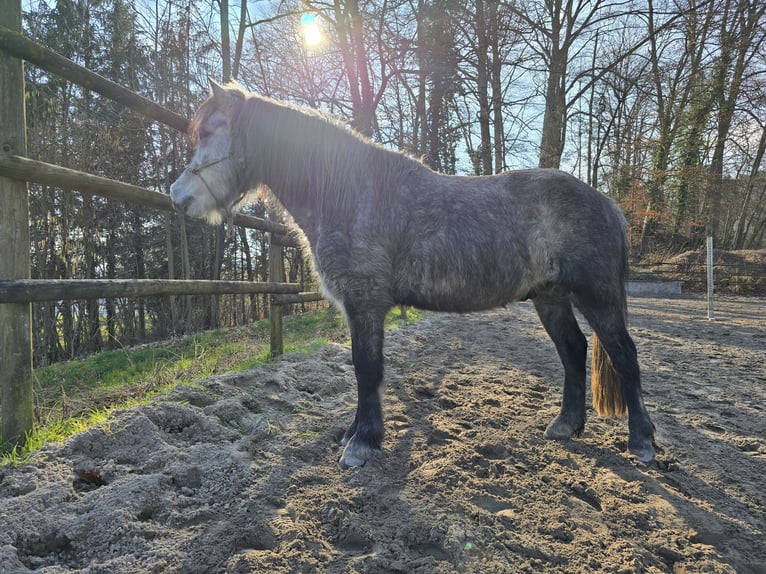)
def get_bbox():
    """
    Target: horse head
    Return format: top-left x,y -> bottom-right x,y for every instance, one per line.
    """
170,78 -> 247,224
